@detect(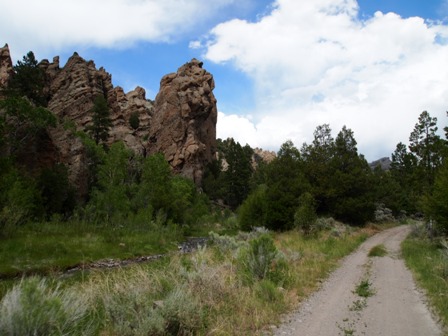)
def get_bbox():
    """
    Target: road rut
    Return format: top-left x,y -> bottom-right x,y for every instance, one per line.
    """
274,225 -> 442,336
